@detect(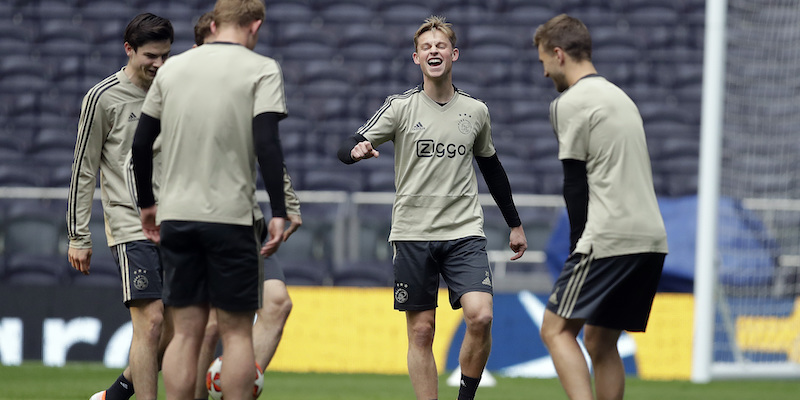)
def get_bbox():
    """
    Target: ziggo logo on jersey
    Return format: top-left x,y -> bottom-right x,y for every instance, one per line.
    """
416,139 -> 468,158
